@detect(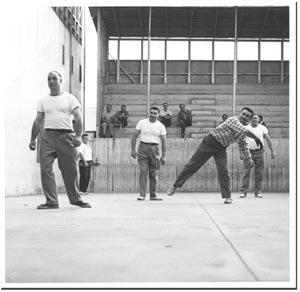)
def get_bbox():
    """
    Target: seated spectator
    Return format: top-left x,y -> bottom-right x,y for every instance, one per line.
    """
258,114 -> 267,128
115,105 -> 129,127
178,104 -> 192,138
100,104 -> 116,138
219,113 -> 228,125
159,102 -> 172,127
